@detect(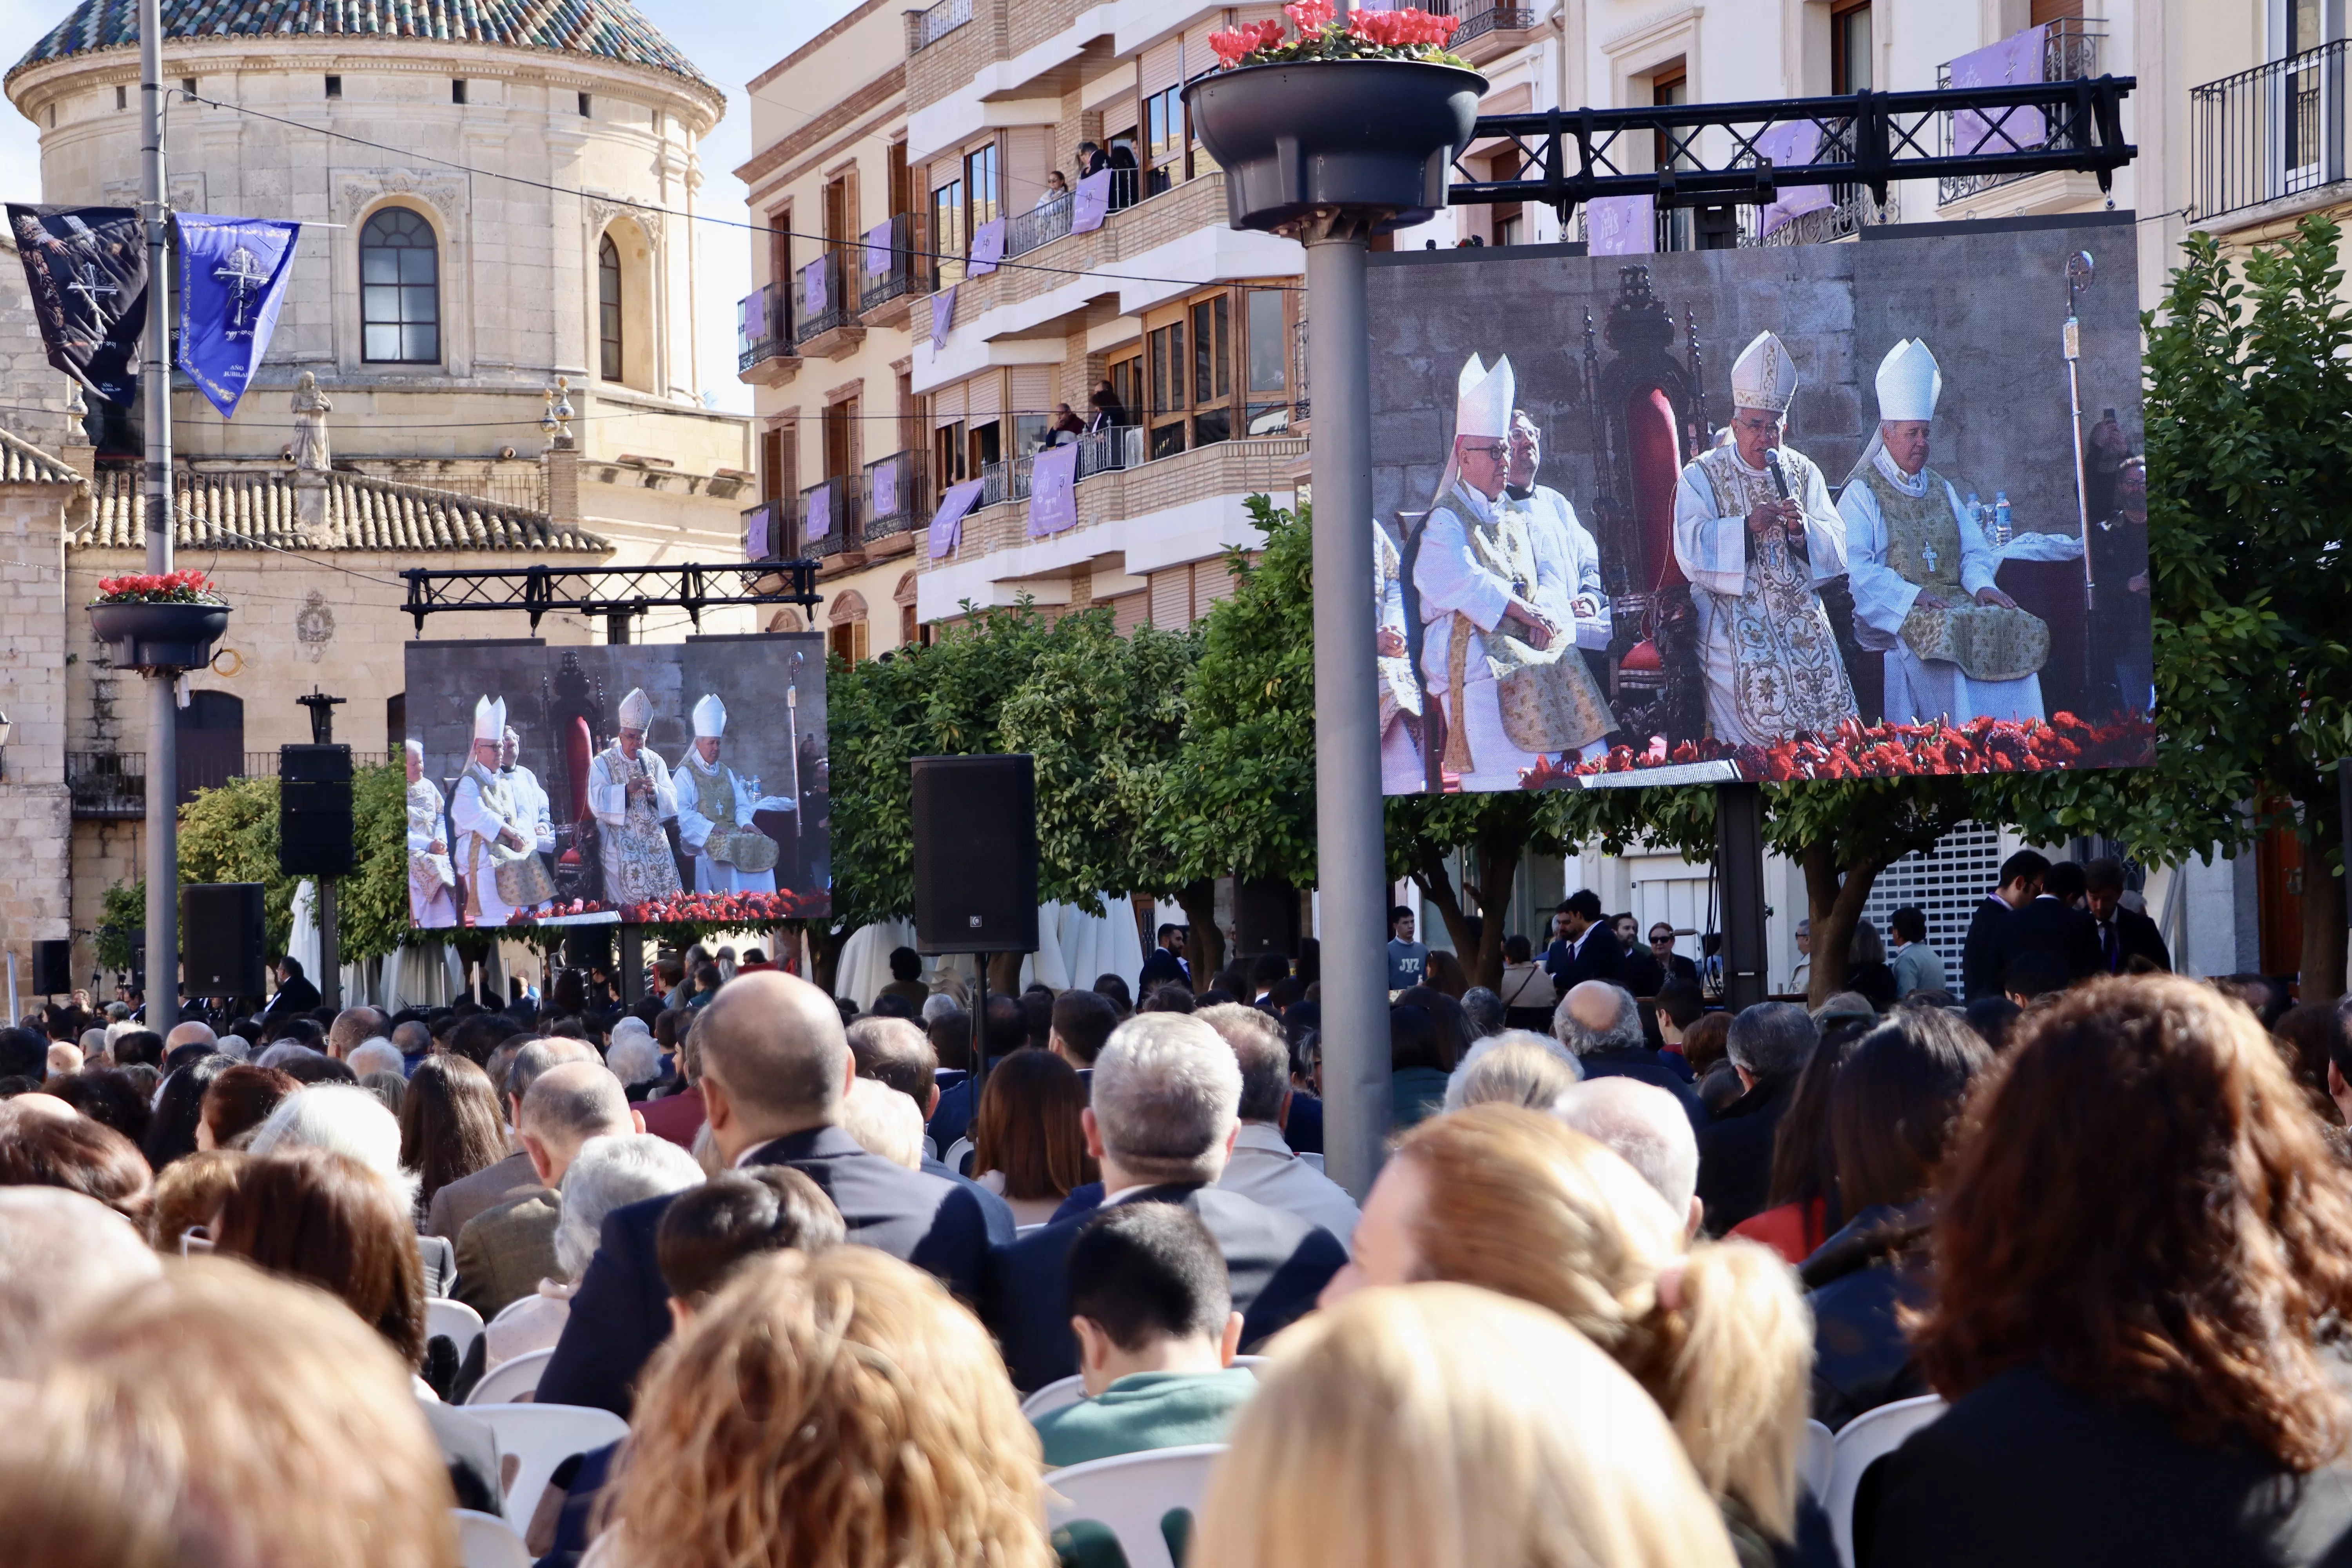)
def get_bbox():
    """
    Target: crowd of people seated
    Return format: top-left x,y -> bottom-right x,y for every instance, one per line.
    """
6,906 -> 2352,1568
